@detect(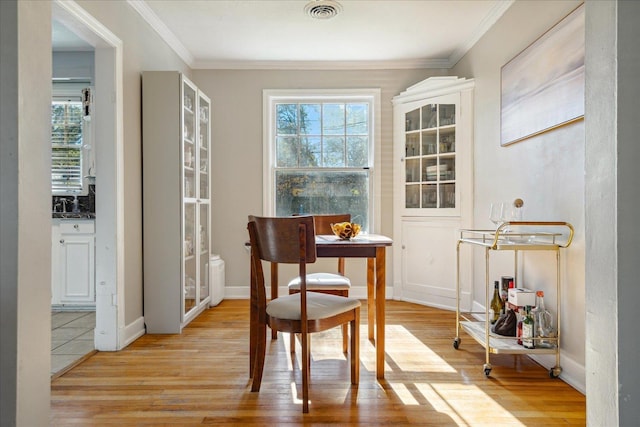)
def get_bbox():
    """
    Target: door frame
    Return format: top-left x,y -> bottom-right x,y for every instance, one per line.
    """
52,0 -> 125,350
